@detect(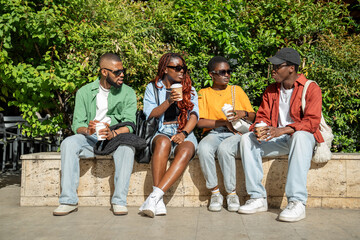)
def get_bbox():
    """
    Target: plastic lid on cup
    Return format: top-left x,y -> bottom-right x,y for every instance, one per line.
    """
170,83 -> 182,89
255,121 -> 267,127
